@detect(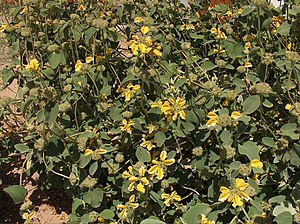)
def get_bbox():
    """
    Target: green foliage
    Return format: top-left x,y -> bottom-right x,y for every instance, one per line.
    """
1,0 -> 300,223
